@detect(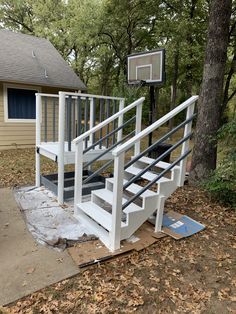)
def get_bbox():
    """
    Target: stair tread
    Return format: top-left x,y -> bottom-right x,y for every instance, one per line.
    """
138,156 -> 180,170
125,166 -> 170,183
106,178 -> 156,197
92,188 -> 142,214
78,201 -> 126,231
